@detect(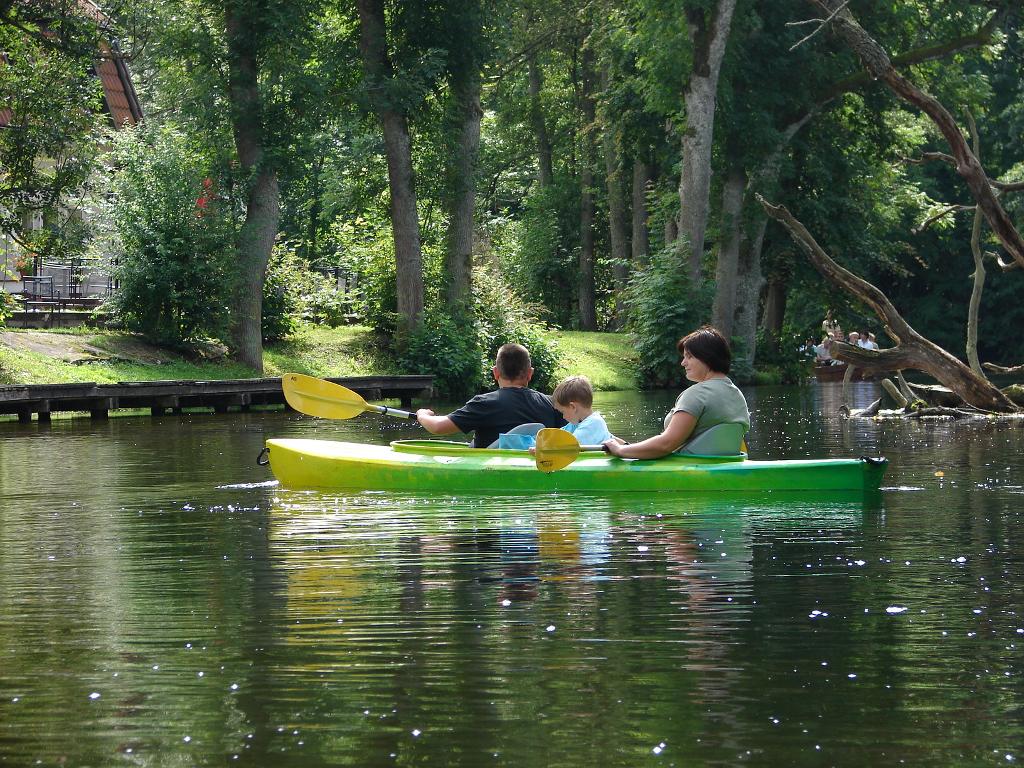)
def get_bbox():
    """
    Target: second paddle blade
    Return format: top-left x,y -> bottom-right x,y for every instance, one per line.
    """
534,428 -> 581,473
281,373 -> 368,420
